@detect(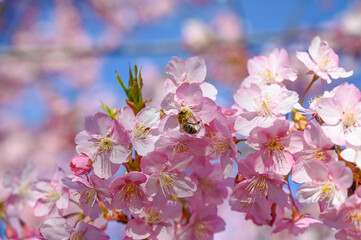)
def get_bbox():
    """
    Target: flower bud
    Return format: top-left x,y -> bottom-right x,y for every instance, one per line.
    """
70,155 -> 92,176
